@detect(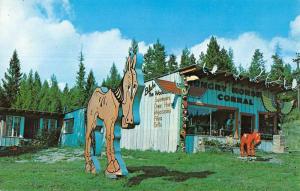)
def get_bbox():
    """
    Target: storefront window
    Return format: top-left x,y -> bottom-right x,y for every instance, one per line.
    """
189,106 -> 212,135
259,113 -> 275,139
188,105 -> 236,137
